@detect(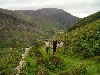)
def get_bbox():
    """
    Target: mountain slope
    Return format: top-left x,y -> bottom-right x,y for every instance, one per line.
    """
53,11 -> 100,58
77,11 -> 100,26
0,8 -> 80,38
15,8 -> 79,29
0,11 -> 40,48
0,10 -> 39,75
0,8 -> 63,37
68,11 -> 100,31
